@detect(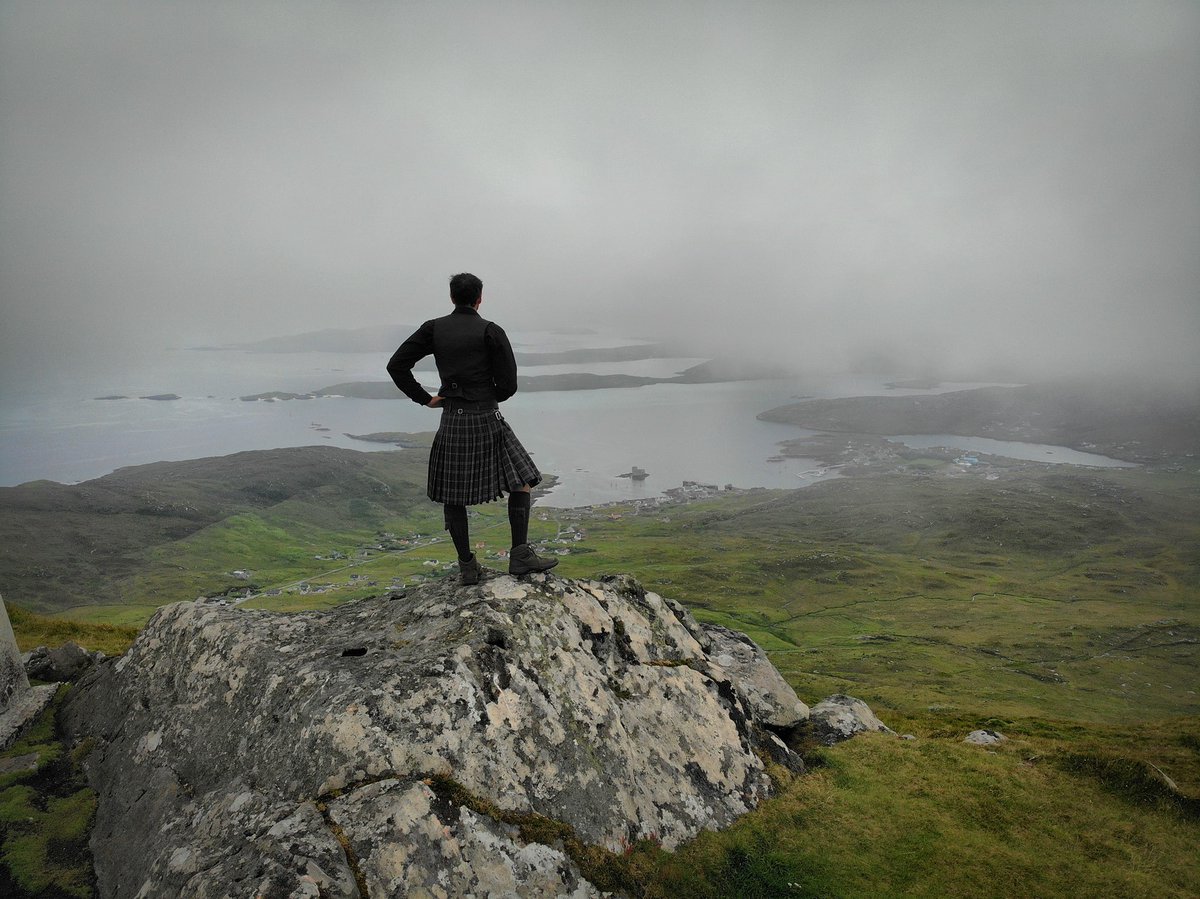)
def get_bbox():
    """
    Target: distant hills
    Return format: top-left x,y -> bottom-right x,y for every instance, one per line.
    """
203,325 -> 803,396
202,325 -> 675,366
200,325 -> 411,354
759,380 -> 1200,463
0,445 -> 432,612
256,356 -> 797,401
